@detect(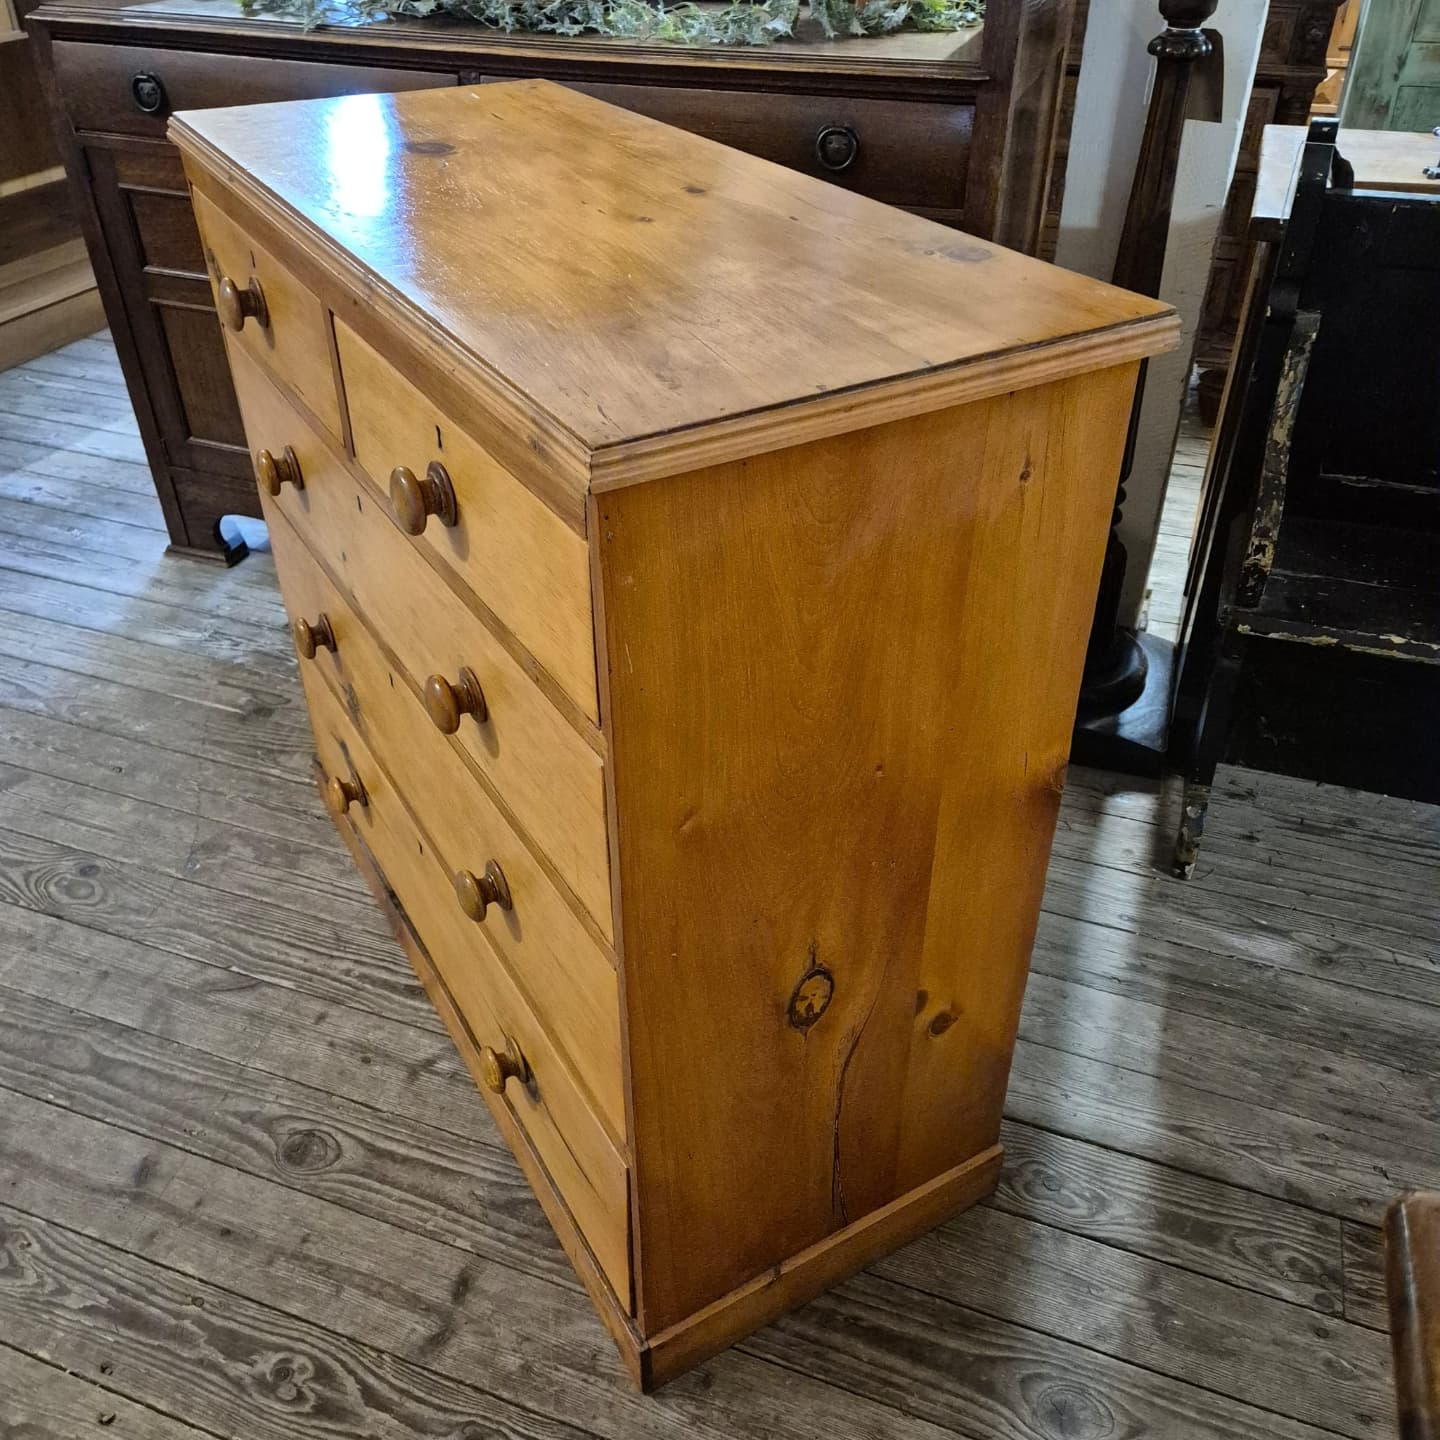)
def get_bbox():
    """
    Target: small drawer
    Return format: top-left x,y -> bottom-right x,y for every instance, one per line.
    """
550,82 -> 974,214
267,501 -> 625,1137
335,322 -> 599,721
193,190 -> 341,439
227,345 -> 613,938
51,40 -> 454,141
303,668 -> 630,1304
